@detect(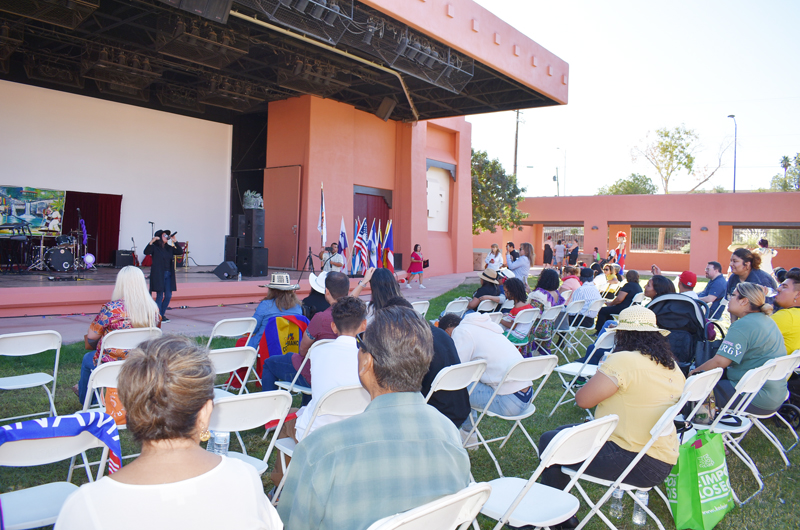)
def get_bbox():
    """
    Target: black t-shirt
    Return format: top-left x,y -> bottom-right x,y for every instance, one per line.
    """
617,282 -> 643,311
420,324 -> 471,427
301,290 -> 330,319
508,250 -> 520,262
473,282 -> 500,300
